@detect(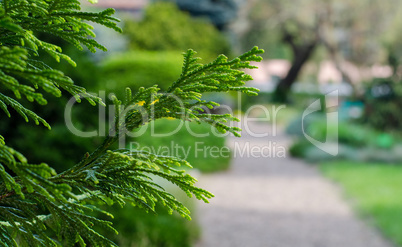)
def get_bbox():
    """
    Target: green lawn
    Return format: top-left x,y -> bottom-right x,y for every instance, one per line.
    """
321,161 -> 402,246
